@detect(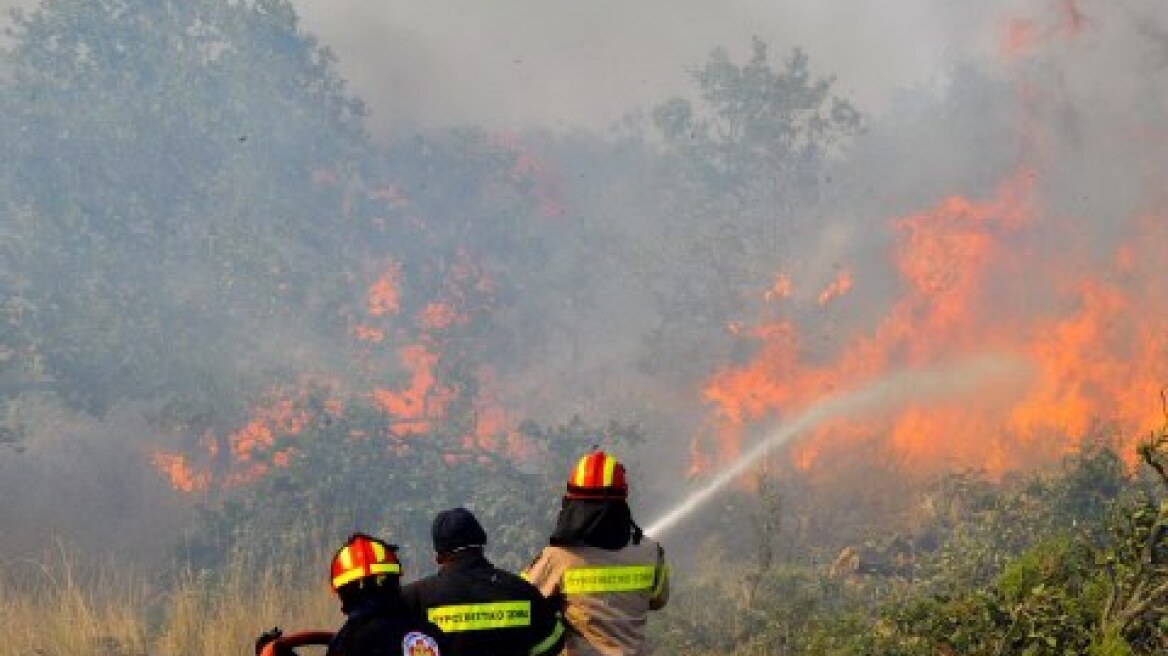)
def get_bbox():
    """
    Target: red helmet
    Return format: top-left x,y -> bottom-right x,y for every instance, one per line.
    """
330,533 -> 401,591
566,450 -> 628,499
